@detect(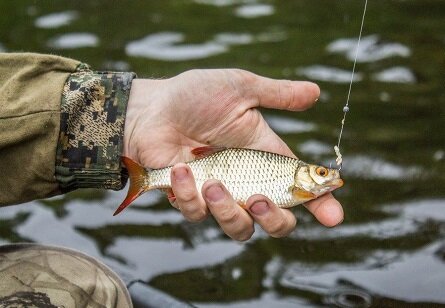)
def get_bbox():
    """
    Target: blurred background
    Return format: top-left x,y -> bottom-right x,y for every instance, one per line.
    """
1,0 -> 444,307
